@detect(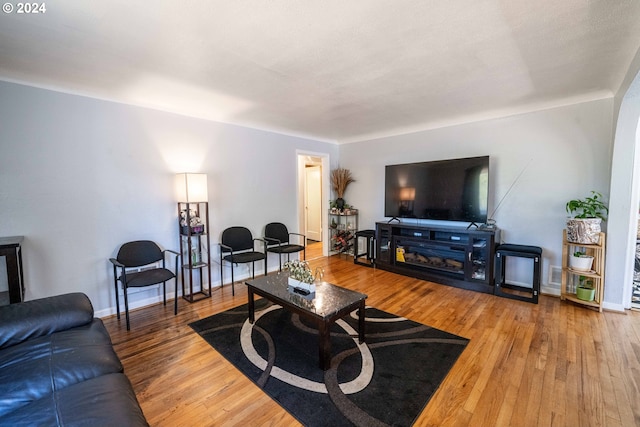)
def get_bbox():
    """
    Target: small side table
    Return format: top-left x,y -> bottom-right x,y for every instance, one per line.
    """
495,243 -> 542,304
354,229 -> 376,267
0,236 -> 25,304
